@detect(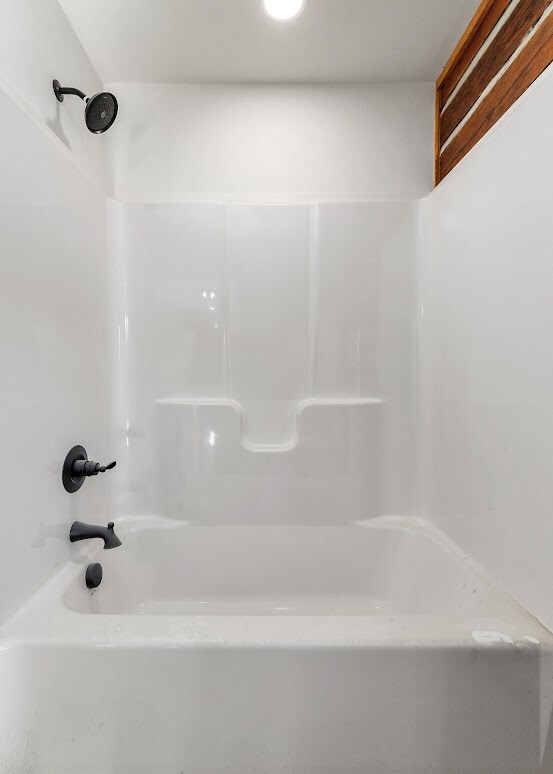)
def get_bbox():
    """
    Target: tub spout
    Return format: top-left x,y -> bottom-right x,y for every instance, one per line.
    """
70,521 -> 122,549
